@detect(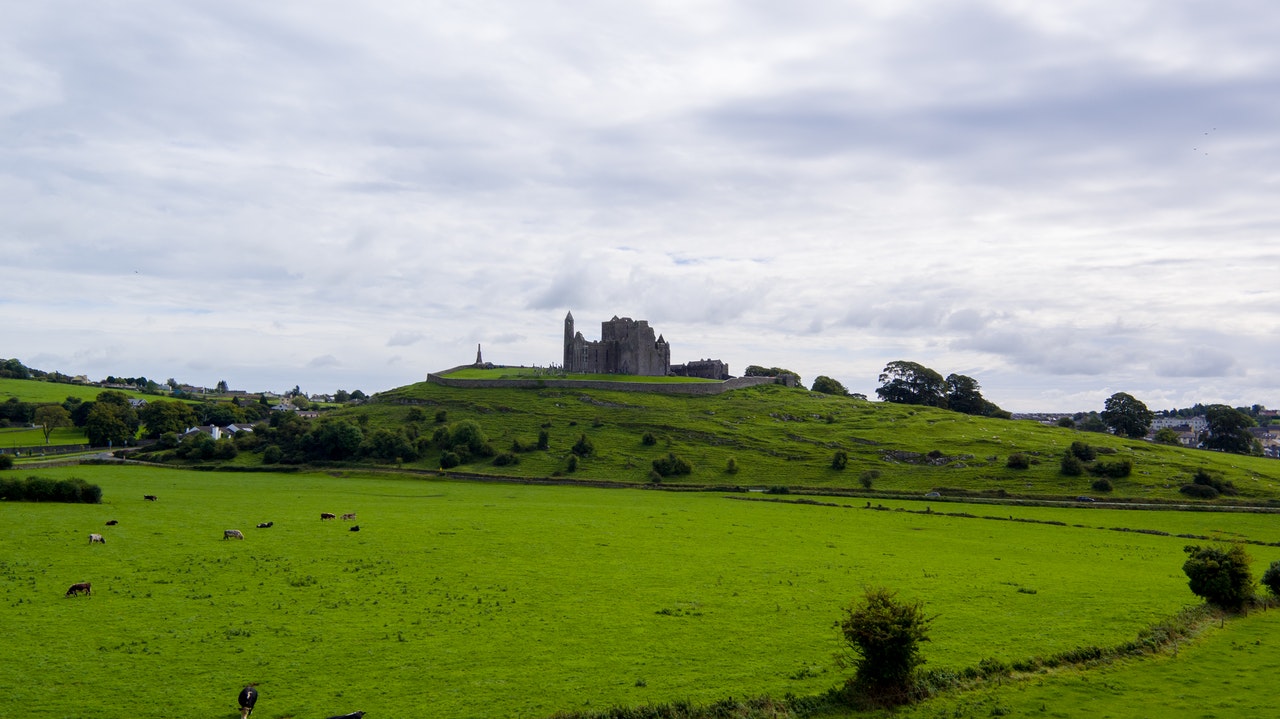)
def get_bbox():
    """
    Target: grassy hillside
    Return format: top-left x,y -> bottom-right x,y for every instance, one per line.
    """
5,465 -> 1278,719
311,381 -> 1280,504
0,377 -> 152,404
